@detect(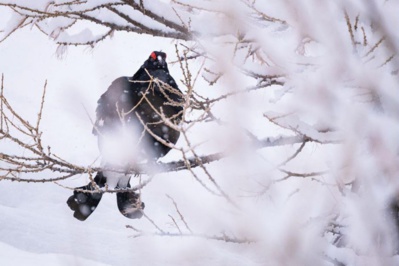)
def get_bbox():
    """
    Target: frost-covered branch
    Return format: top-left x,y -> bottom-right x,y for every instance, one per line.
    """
0,0 -> 191,47
0,74 -> 305,186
